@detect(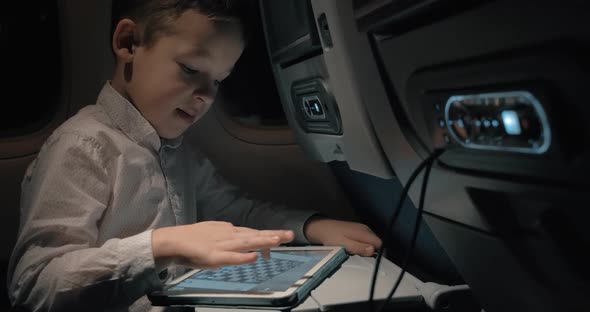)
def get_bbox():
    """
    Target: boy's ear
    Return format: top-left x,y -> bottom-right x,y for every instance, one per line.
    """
112,18 -> 138,63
